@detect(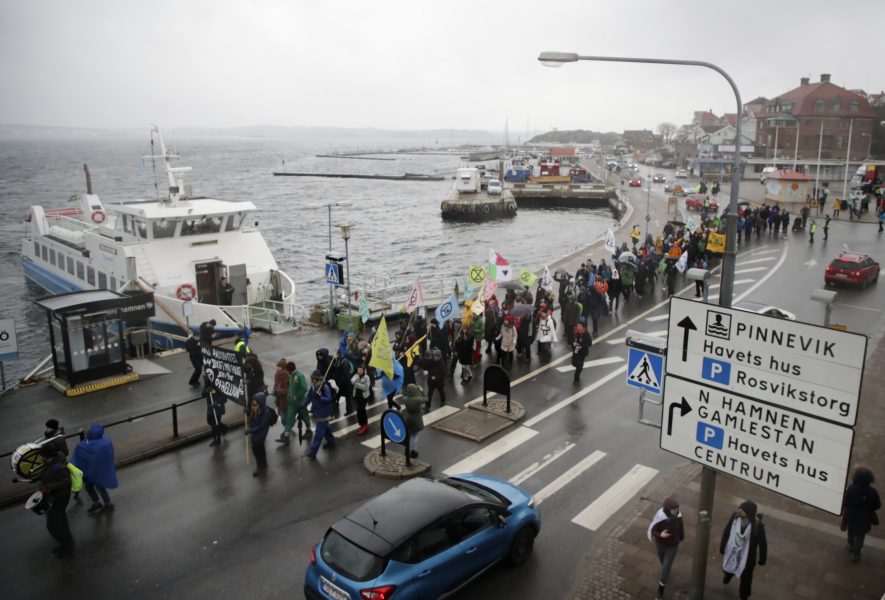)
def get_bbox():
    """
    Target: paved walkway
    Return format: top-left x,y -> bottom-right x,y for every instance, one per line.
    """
569,266 -> 885,597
